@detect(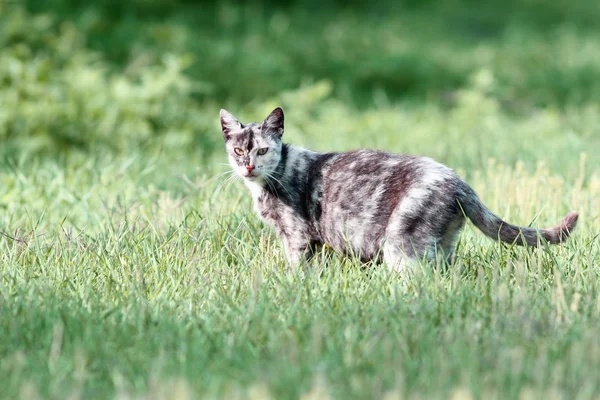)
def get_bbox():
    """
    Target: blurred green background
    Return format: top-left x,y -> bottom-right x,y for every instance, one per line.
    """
2,0 -> 599,178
